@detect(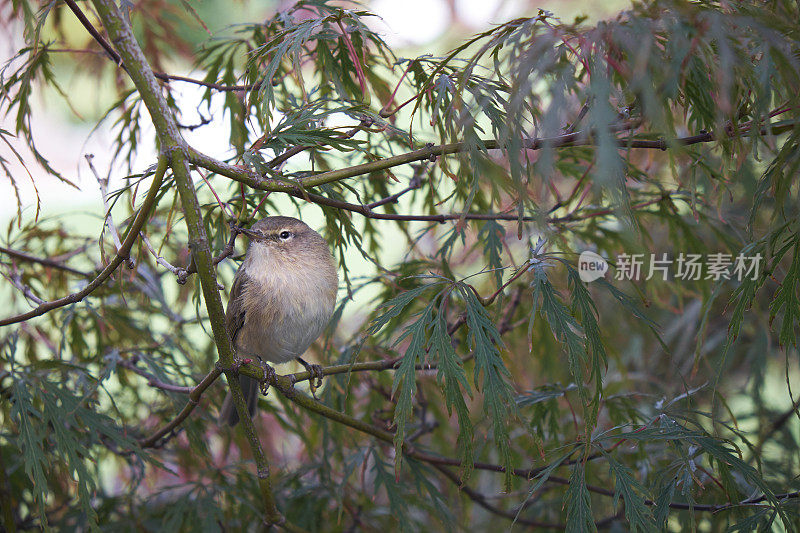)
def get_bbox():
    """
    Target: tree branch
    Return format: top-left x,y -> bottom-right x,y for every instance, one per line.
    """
1,267 -> 45,306
187,121 -> 797,212
87,1 -> 285,526
87,153 -> 127,263
264,371 -> 800,516
365,171 -> 423,209
131,345 -> 800,517
118,358 -> 196,394
0,246 -> 90,277
63,0 -> 261,92
431,463 -> 564,529
164,227 -> 239,285
138,366 -> 224,448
